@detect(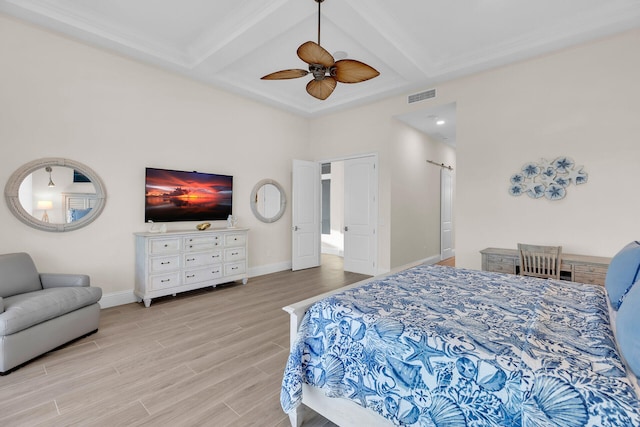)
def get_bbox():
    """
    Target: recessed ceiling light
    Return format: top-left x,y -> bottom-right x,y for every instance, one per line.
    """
436,119 -> 446,126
